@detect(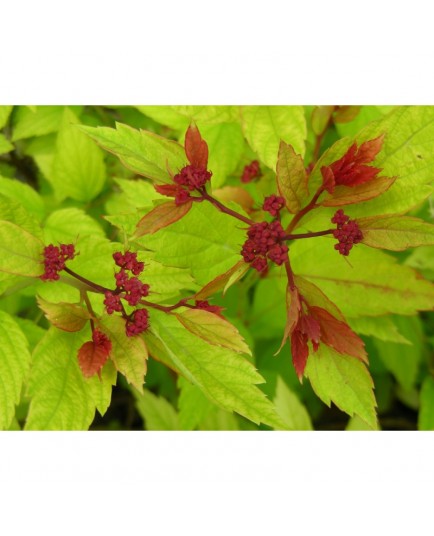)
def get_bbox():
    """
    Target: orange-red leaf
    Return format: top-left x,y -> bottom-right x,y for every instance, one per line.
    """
185,124 -> 208,169
134,200 -> 192,237
322,135 -> 385,191
78,330 -> 112,378
291,330 -> 309,381
310,306 -> 368,364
